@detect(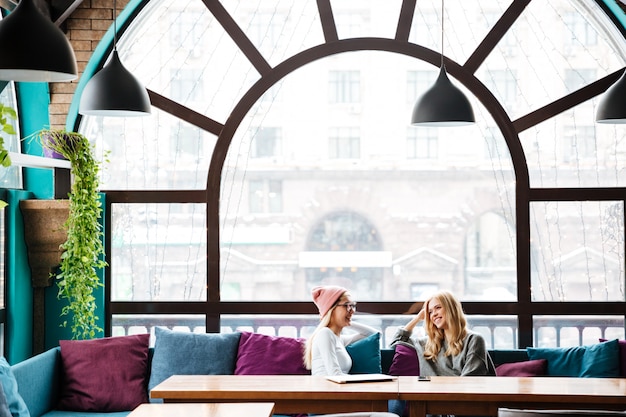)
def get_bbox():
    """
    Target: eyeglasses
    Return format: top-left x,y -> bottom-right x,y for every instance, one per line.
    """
337,303 -> 357,312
